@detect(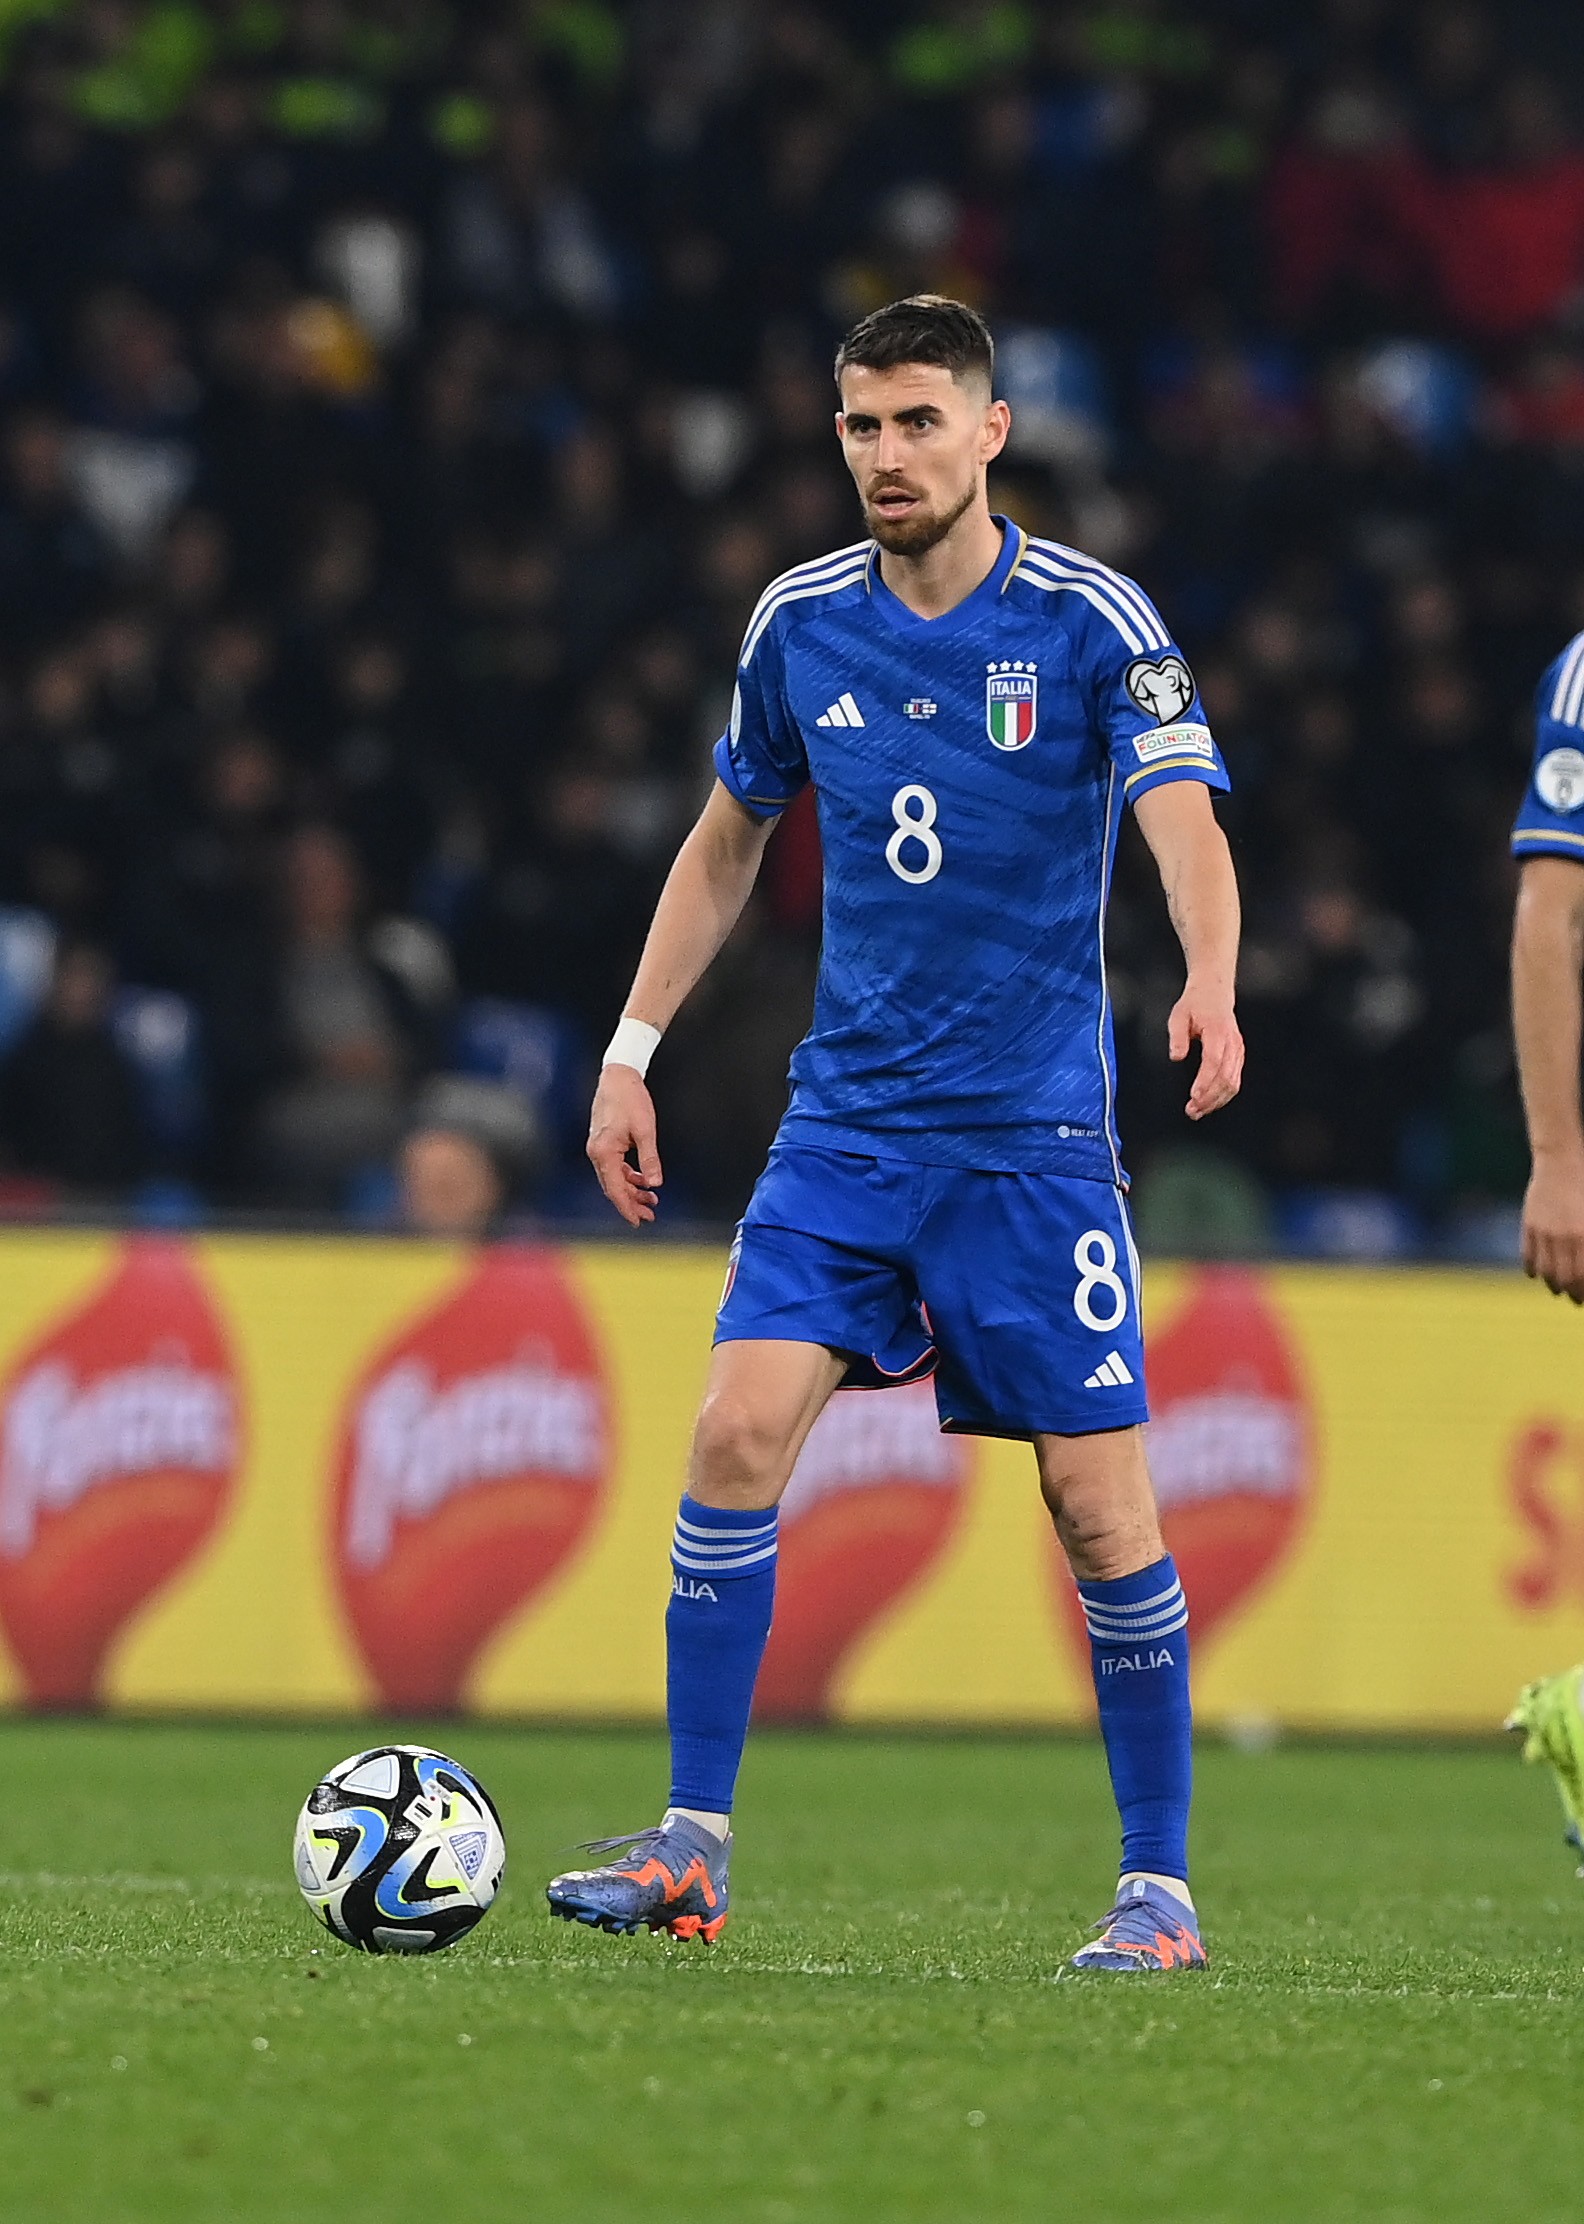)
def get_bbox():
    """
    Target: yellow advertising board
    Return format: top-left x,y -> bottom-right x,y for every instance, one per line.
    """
0,1230 -> 1575,1732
